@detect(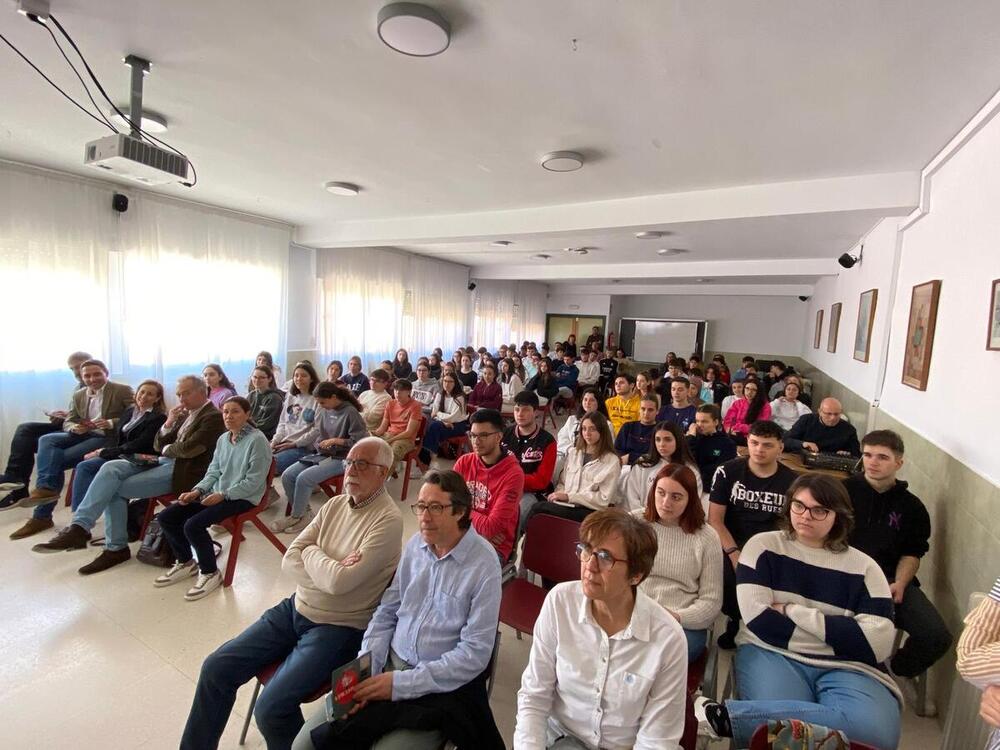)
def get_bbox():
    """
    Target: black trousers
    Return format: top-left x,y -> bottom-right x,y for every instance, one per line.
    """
2,420 -> 62,482
722,554 -> 741,622
891,583 -> 953,677
158,499 -> 254,574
